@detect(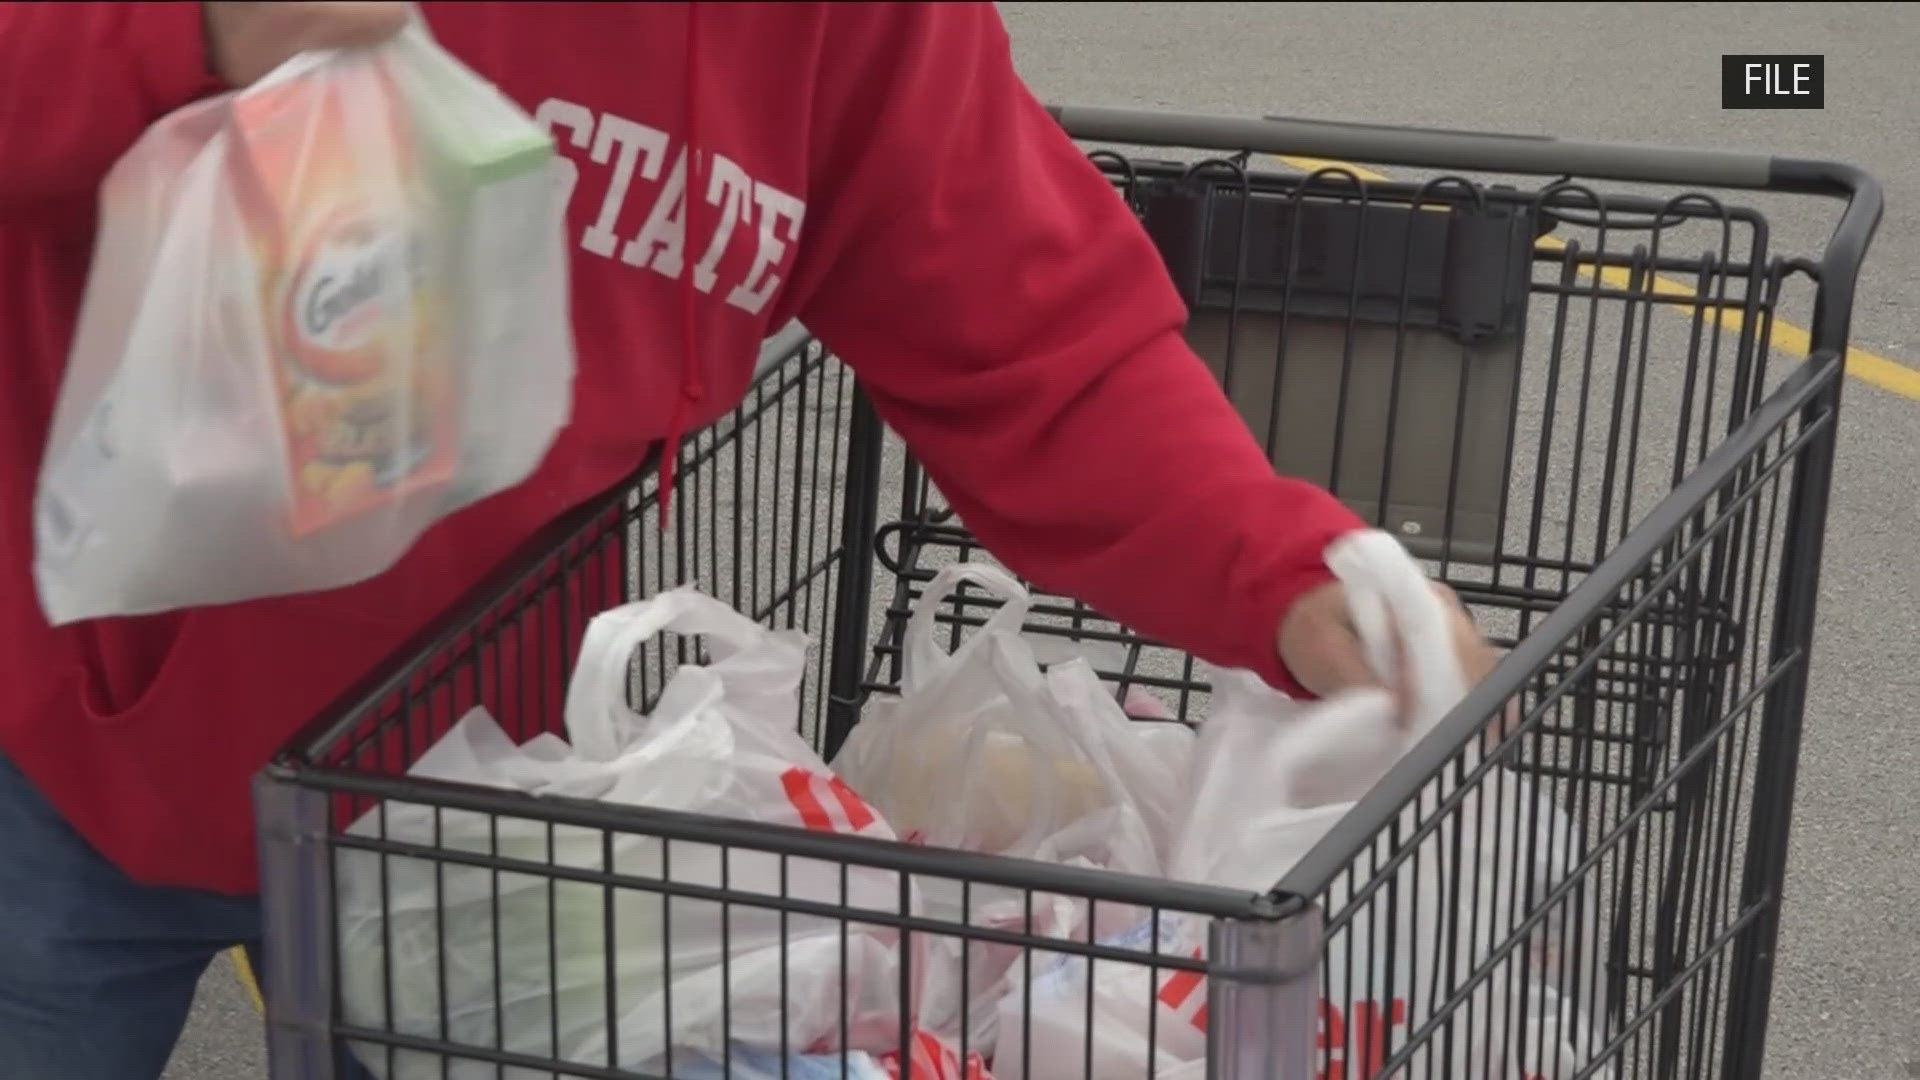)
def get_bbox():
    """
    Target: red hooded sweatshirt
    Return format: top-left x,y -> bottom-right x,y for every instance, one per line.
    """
0,1 -> 1364,896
